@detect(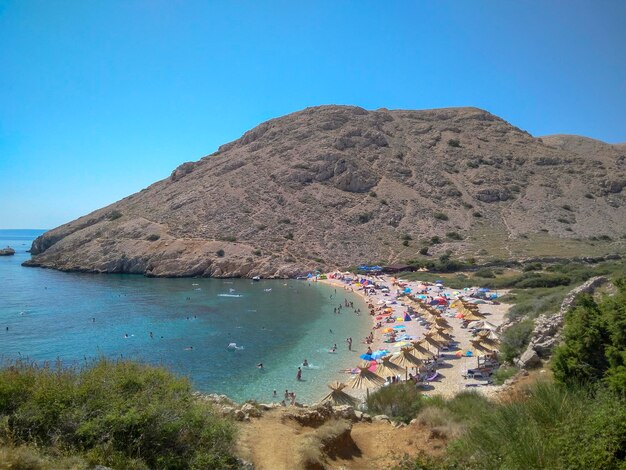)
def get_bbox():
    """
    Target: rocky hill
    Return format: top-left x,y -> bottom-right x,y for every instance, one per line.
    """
24,106 -> 626,277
